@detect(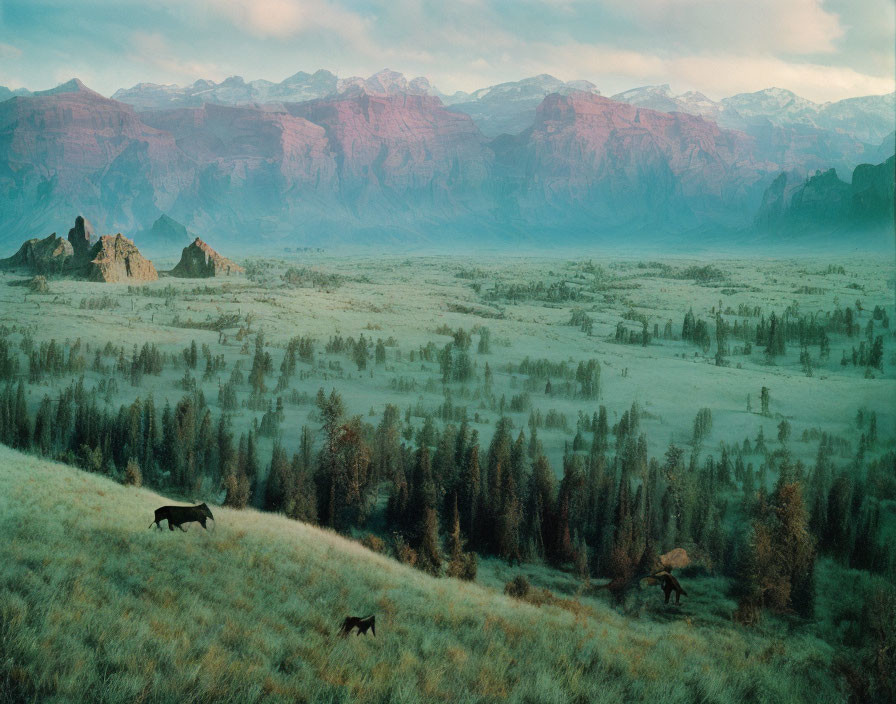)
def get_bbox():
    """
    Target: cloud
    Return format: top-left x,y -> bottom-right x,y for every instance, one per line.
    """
0,43 -> 22,59
204,0 -> 371,42
670,54 -> 893,102
129,32 -> 226,82
508,41 -> 894,102
596,0 -> 844,54
0,0 -> 891,102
